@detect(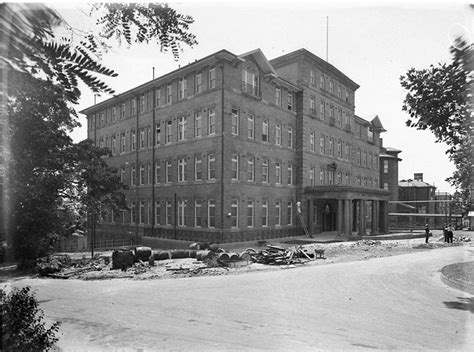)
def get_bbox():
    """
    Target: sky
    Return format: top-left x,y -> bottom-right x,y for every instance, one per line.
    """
56,0 -> 473,193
